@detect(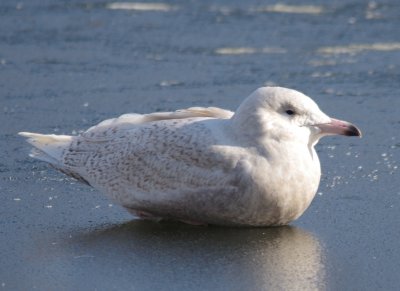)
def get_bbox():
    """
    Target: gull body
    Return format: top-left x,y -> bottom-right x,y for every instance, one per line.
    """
19,87 -> 361,226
